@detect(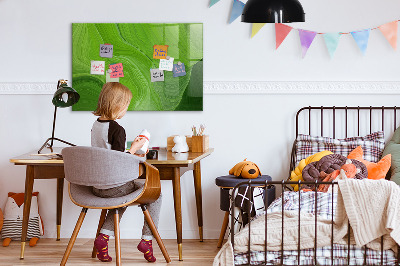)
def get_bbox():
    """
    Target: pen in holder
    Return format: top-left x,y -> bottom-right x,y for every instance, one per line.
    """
191,135 -> 209,153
